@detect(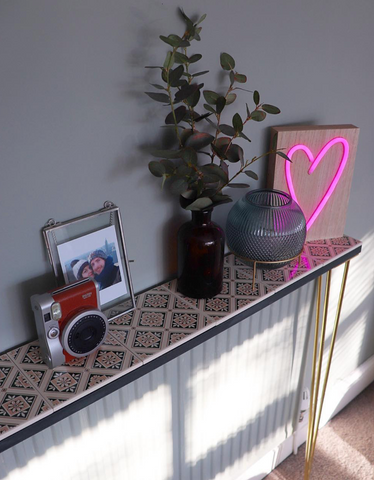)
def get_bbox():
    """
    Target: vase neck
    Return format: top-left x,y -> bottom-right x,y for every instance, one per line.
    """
191,209 -> 212,226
